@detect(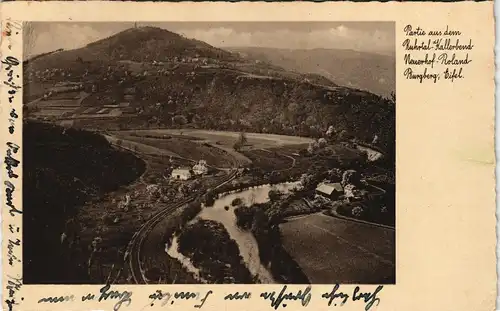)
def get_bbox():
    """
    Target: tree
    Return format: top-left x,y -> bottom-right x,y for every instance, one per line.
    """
389,92 -> 396,104
203,189 -> 216,207
268,189 -> 282,202
326,125 -> 335,138
337,129 -> 348,141
342,170 -> 361,187
300,173 -> 315,190
305,115 -> 316,127
172,115 -> 188,126
233,132 -> 248,151
187,179 -> 202,192
344,184 -> 356,201
317,138 -> 327,148
307,140 -> 320,154
352,206 -> 364,217
327,168 -> 343,182
238,132 -> 248,146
